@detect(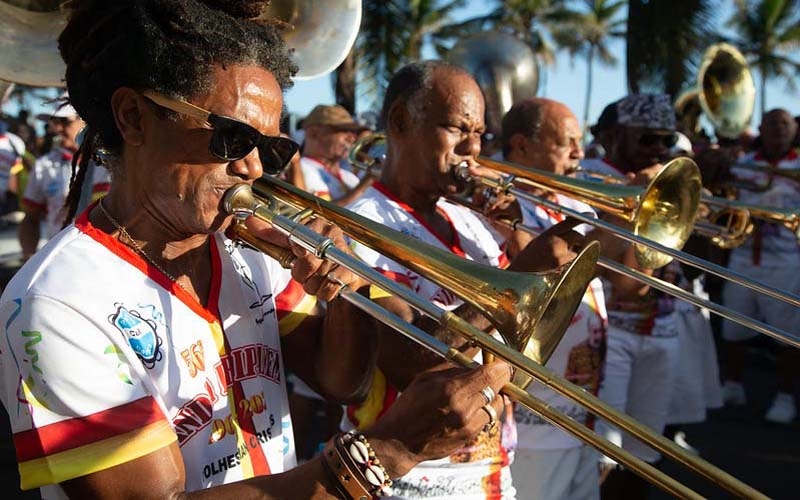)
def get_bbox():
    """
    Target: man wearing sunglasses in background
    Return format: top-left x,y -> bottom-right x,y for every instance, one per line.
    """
18,98 -> 110,260
587,94 -> 685,499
